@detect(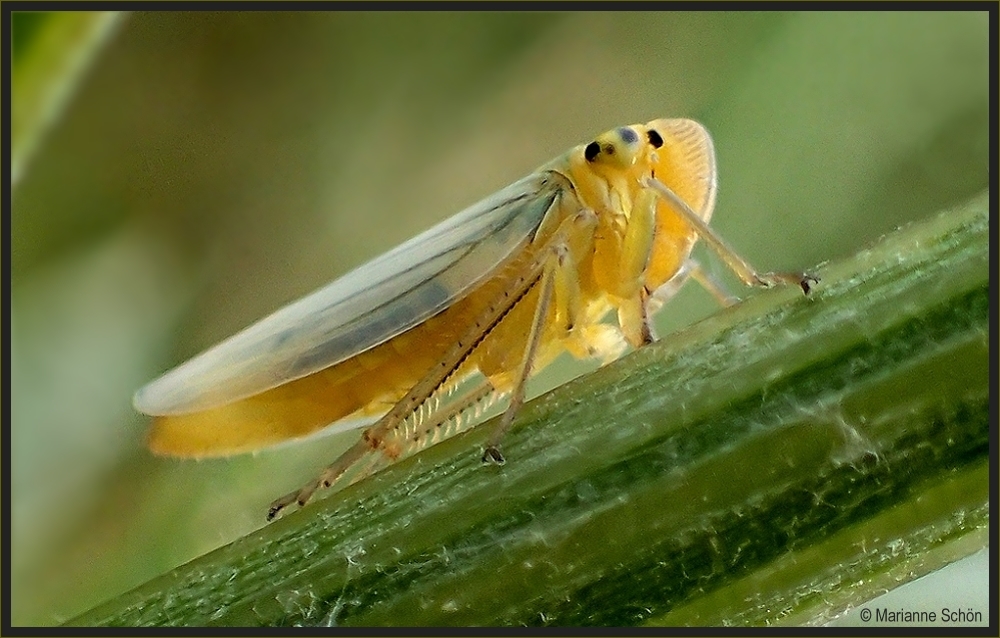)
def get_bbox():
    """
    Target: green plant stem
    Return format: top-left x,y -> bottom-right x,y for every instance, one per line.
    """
67,191 -> 990,627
